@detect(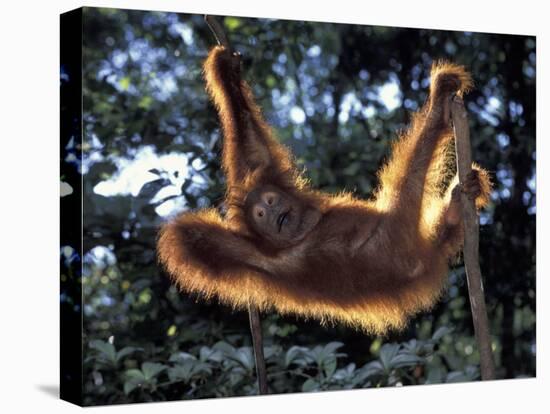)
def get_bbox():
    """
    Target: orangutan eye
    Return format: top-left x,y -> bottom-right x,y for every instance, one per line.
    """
258,211 -> 264,217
